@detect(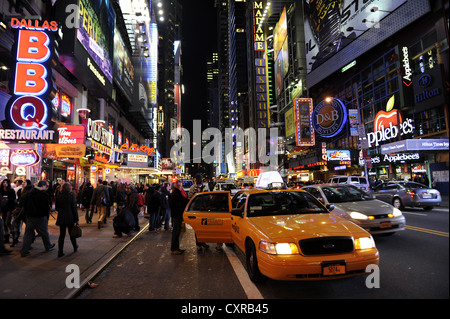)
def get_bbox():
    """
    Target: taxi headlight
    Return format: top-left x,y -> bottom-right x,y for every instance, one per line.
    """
393,207 -> 403,217
350,211 -> 369,220
259,241 -> 299,255
355,236 -> 376,250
